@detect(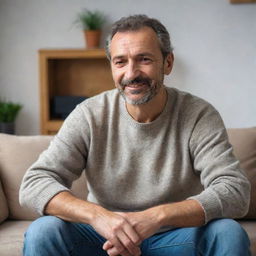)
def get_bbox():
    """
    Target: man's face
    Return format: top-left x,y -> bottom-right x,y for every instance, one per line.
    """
109,27 -> 173,105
